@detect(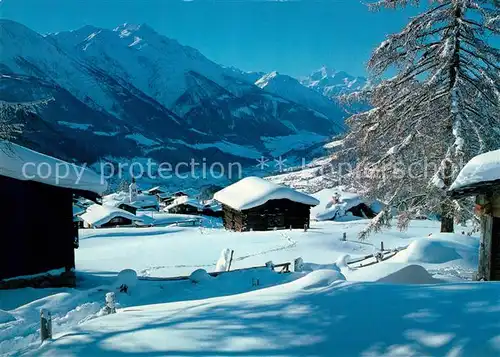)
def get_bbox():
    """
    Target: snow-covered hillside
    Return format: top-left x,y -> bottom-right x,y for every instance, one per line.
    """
255,71 -> 346,132
0,20 -> 362,165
